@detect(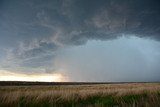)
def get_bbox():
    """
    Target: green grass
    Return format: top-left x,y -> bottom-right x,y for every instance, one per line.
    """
0,83 -> 160,107
3,93 -> 158,107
